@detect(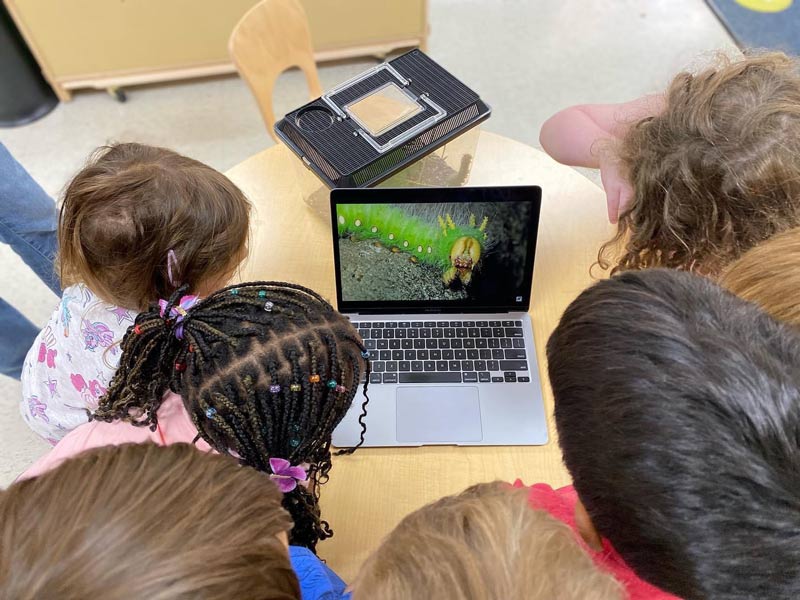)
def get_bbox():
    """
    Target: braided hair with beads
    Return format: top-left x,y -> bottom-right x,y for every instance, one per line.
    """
93,281 -> 370,551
